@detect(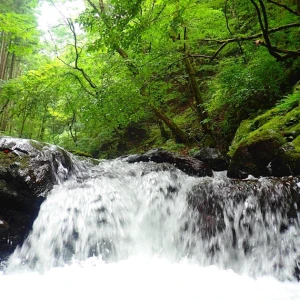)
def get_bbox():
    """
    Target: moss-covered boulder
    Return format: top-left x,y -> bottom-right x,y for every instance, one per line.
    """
0,137 -> 74,260
271,136 -> 300,176
228,90 -> 300,178
228,130 -> 285,178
